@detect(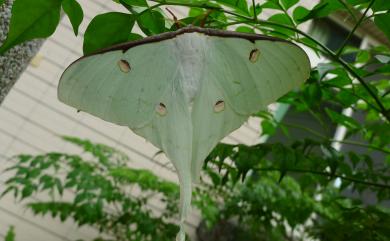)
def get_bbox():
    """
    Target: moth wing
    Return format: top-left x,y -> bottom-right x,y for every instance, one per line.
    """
58,41 -> 178,129
209,37 -> 310,115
